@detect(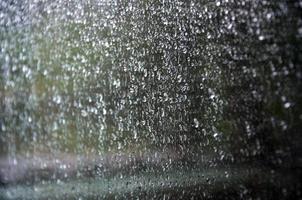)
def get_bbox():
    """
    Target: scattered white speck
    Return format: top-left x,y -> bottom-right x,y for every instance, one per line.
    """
284,102 -> 291,108
81,110 -> 88,117
193,118 -> 199,128
259,35 -> 264,41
